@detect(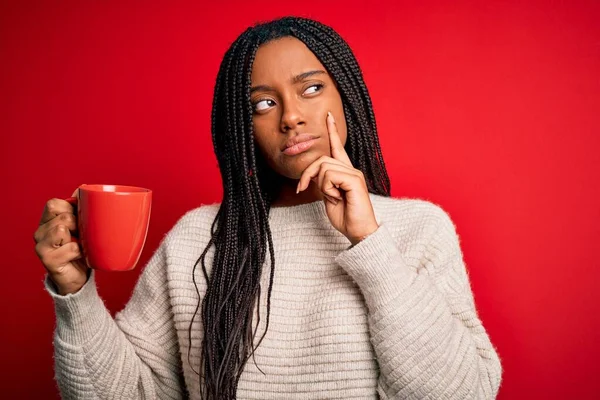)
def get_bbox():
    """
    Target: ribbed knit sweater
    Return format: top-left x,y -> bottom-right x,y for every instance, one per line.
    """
43,194 -> 502,399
